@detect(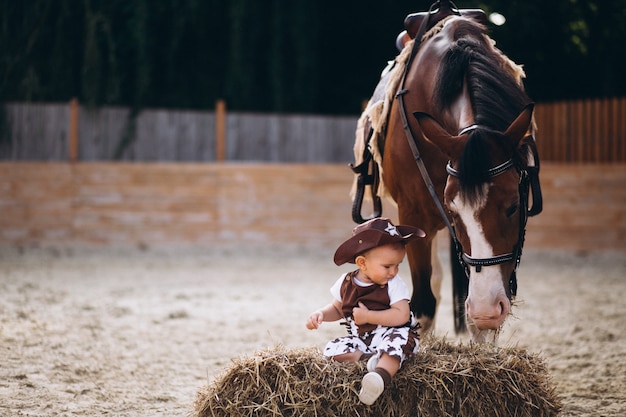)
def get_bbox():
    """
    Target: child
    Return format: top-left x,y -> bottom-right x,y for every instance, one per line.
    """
306,217 -> 425,405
